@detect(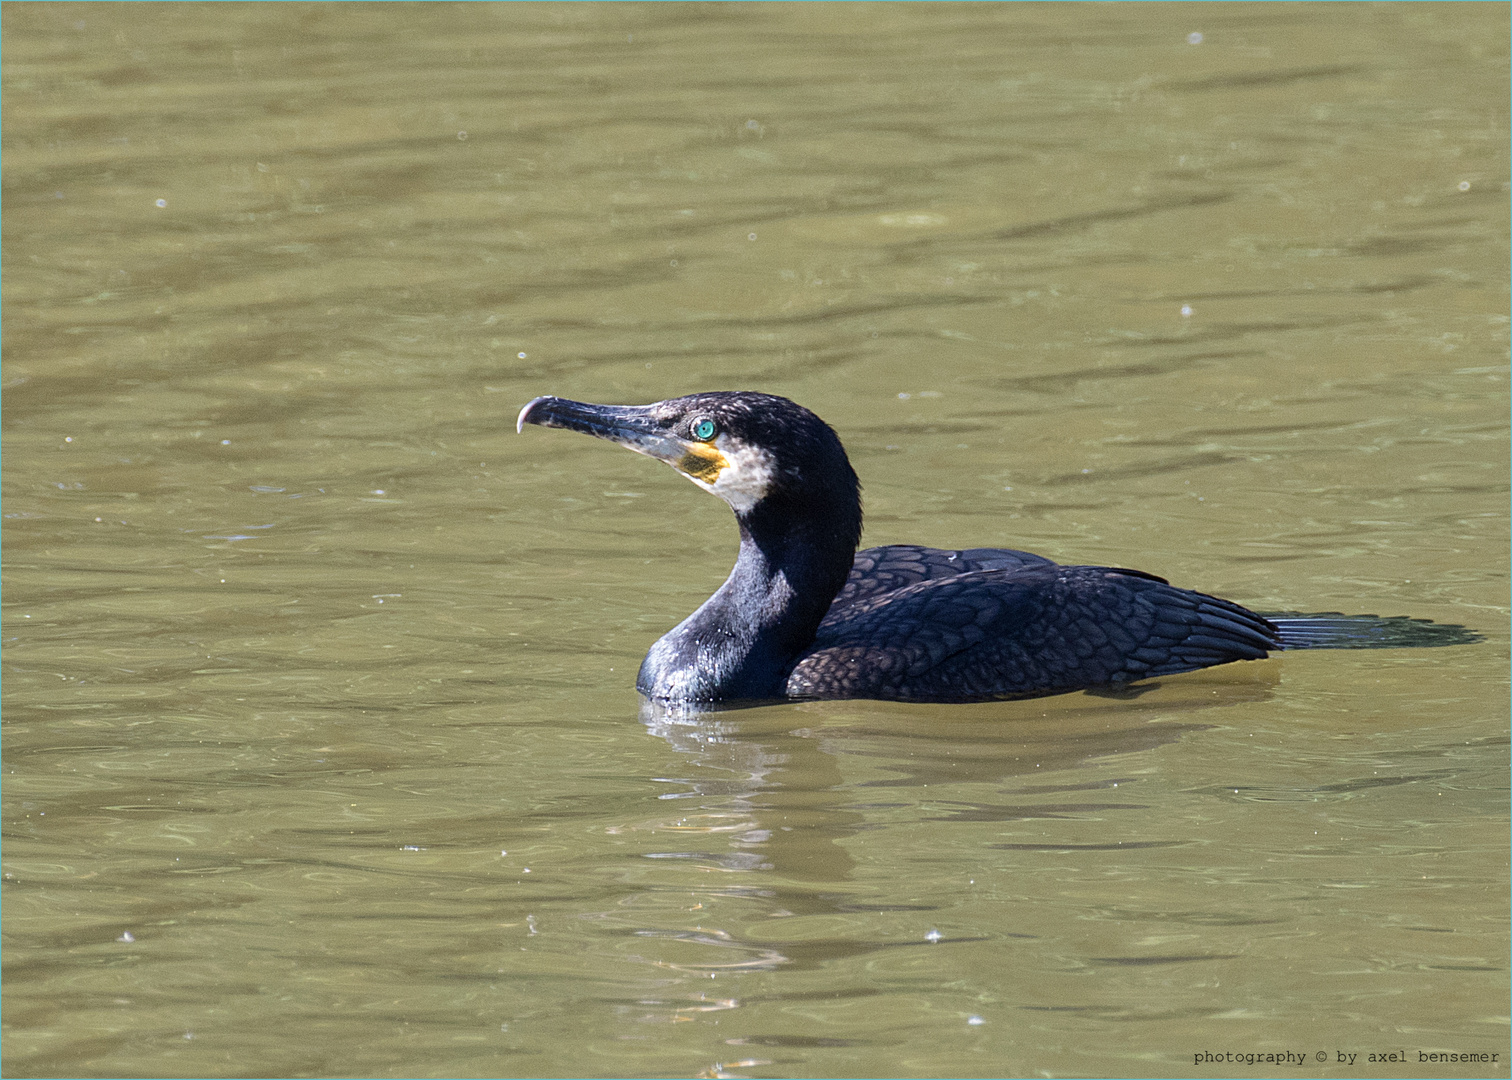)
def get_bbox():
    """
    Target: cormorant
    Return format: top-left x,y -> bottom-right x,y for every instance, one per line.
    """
517,391 -> 1477,705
